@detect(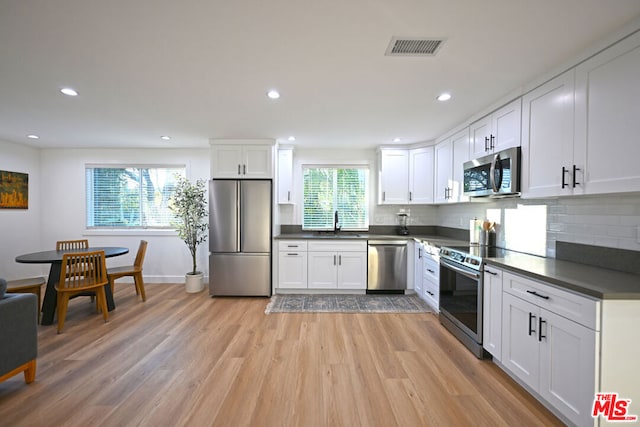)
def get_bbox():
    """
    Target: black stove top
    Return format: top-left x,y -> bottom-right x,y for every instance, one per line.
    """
439,245 -> 509,271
